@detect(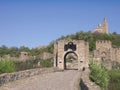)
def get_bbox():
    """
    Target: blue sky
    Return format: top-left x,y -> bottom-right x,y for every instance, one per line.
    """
0,0 -> 120,48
